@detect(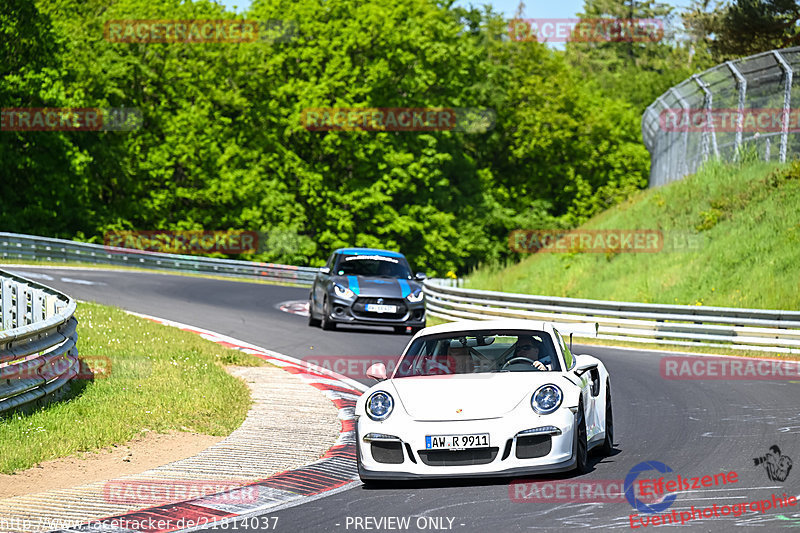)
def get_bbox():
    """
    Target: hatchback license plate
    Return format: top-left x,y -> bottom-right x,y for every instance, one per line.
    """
365,304 -> 397,313
425,433 -> 489,449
